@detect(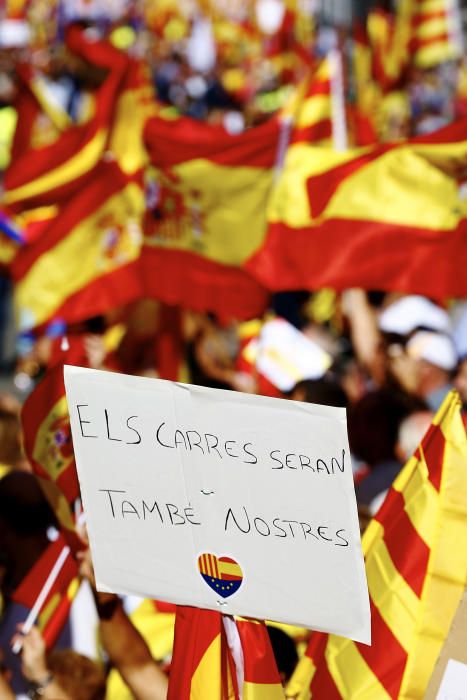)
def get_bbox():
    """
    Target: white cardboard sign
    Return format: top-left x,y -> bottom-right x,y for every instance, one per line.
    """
436,659 -> 467,700
64,366 -> 370,643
